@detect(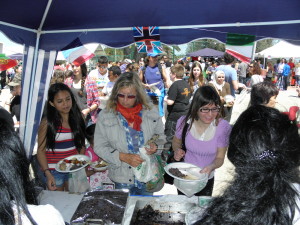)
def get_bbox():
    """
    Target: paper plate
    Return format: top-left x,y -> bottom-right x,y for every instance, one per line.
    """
164,162 -> 207,181
90,160 -> 108,171
55,154 -> 90,173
